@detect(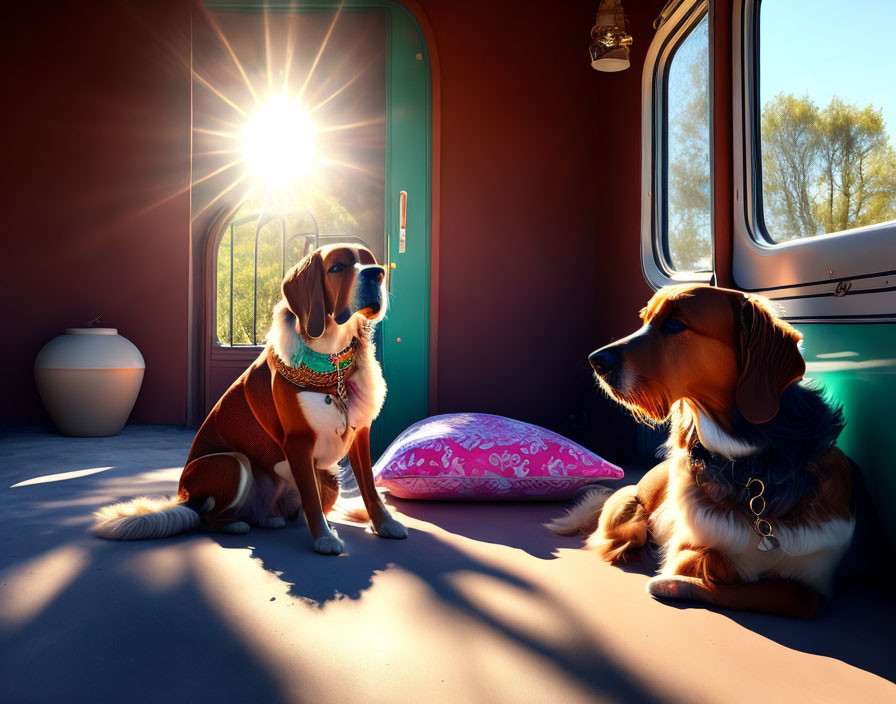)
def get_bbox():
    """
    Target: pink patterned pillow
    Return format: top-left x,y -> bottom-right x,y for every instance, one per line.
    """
374,413 -> 623,500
